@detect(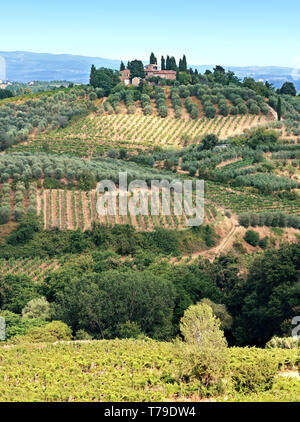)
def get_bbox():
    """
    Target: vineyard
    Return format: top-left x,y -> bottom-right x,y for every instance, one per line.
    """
1,179 -> 299,232
37,188 -> 205,231
206,181 -> 300,215
14,111 -> 272,157
0,339 -> 298,402
0,257 -> 59,282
